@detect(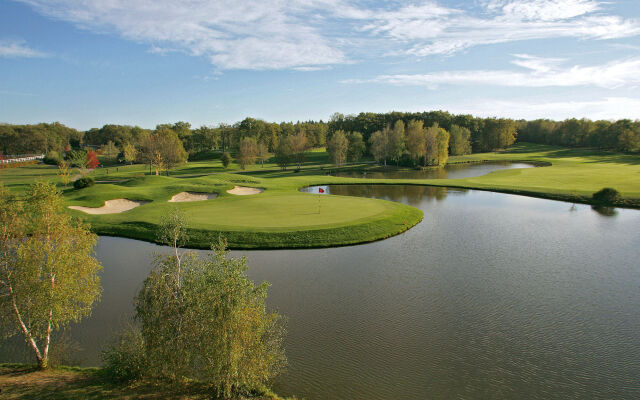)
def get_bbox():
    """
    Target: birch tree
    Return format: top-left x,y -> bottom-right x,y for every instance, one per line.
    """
0,182 -> 101,369
135,214 -> 287,397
